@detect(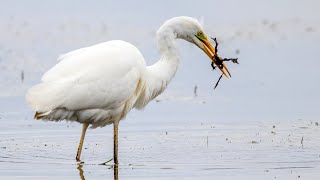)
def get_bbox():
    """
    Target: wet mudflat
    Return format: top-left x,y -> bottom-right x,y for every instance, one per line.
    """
0,1 -> 320,179
1,99 -> 319,180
